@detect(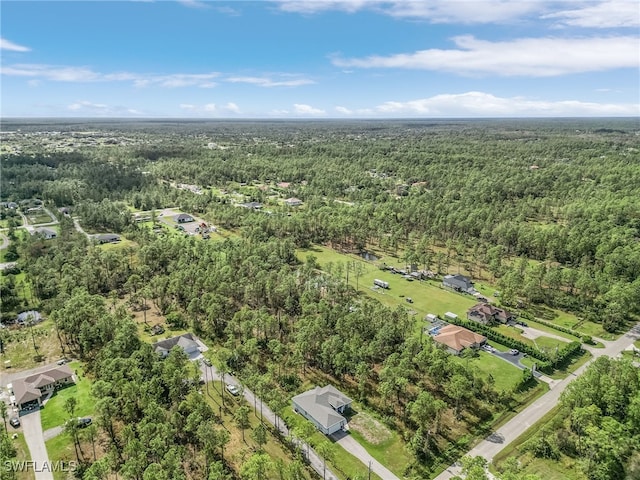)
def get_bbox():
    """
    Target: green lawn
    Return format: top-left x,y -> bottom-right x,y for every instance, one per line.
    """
528,305 -> 611,340
347,407 -> 411,477
452,351 -> 523,392
45,433 -> 78,480
40,362 -> 94,431
524,319 -> 581,342
297,245 -> 478,325
9,432 -> 35,480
